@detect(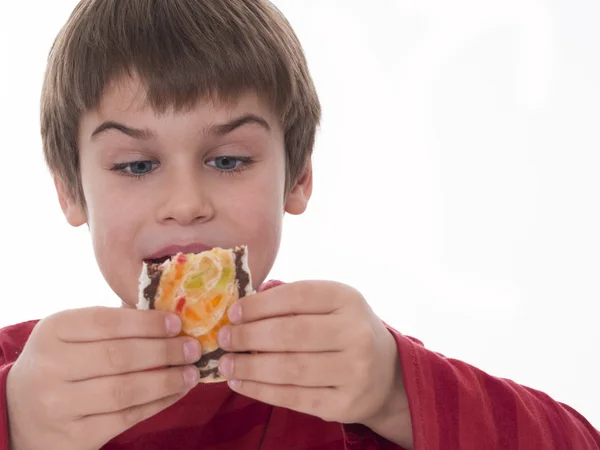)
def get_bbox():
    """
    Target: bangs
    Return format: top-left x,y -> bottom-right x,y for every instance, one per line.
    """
58,0 -> 296,121
41,0 -> 320,204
